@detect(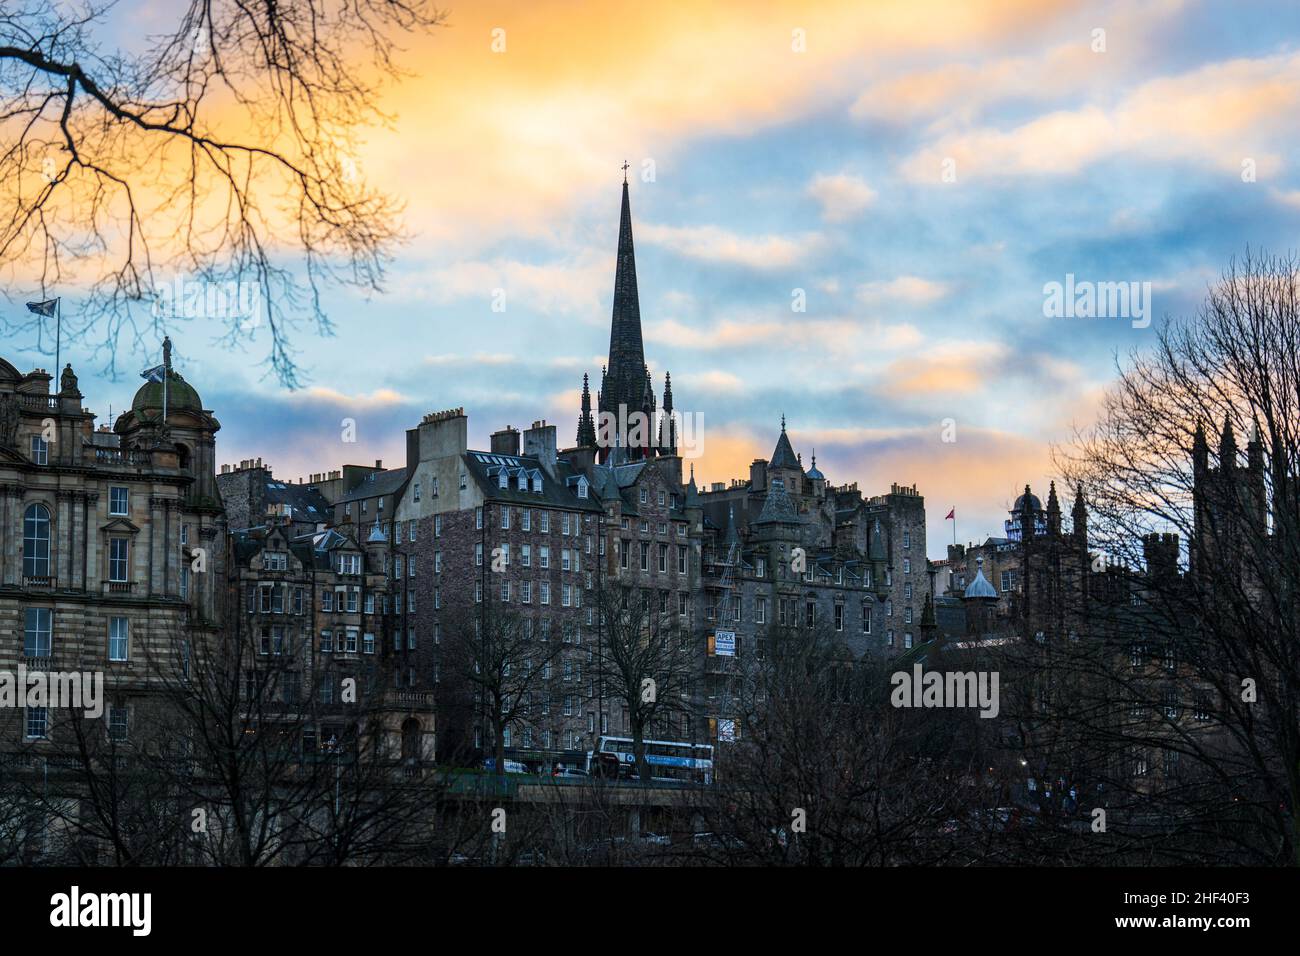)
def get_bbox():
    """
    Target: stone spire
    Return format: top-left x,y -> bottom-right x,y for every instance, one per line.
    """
577,372 -> 597,448
659,371 -> 676,453
598,177 -> 651,454
1046,480 -> 1061,536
